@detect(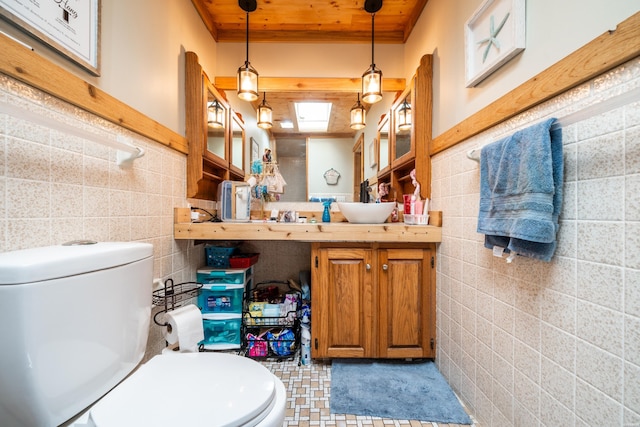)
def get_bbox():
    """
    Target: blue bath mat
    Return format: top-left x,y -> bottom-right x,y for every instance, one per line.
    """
330,359 -> 472,424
